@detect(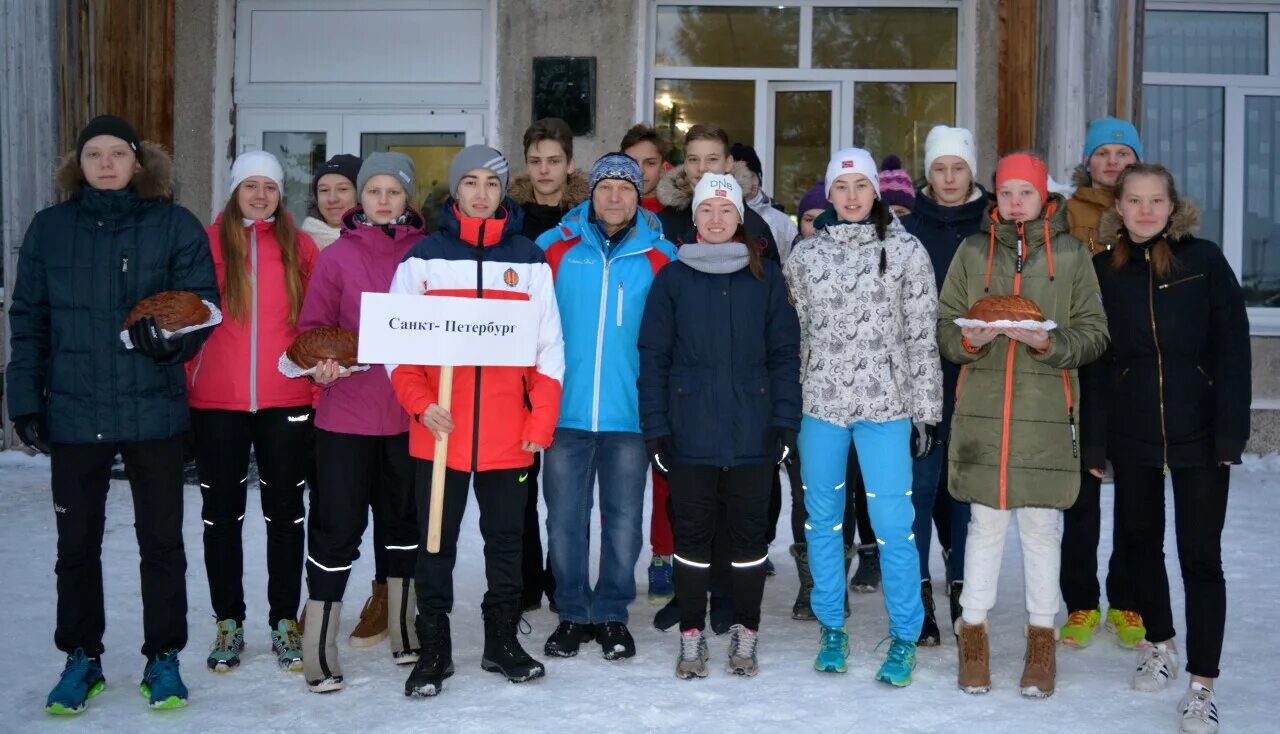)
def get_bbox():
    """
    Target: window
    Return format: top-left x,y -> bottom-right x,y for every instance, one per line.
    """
655,6 -> 800,68
854,83 -> 956,176
262,132 -> 327,223
1142,4 -> 1280,328
812,7 -> 958,70
654,79 -> 755,162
